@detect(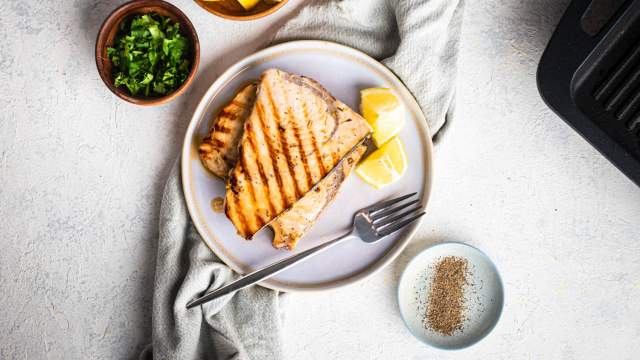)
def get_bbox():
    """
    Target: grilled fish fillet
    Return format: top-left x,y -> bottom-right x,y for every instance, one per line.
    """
199,83 -> 257,178
226,69 -> 372,239
271,145 -> 366,249
200,79 -> 368,249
